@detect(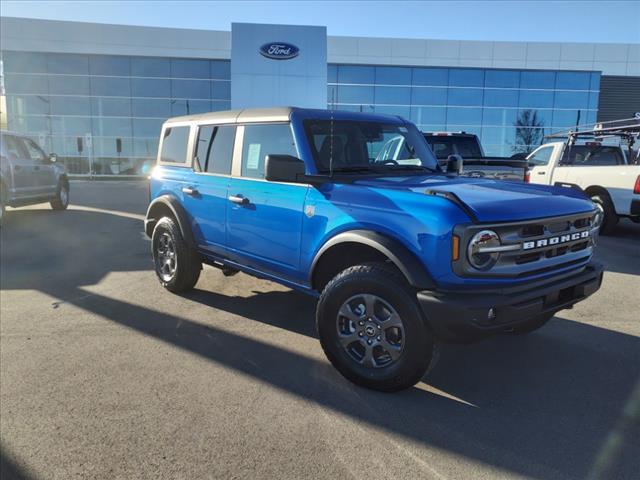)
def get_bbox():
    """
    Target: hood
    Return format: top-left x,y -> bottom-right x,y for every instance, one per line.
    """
351,175 -> 595,222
